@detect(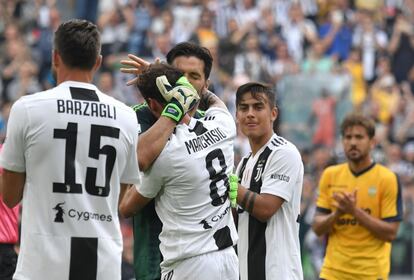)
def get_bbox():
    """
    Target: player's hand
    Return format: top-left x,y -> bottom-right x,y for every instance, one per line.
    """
332,190 -> 357,215
120,54 -> 161,86
157,75 -> 200,122
229,174 -> 239,208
